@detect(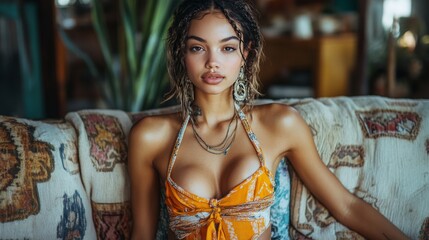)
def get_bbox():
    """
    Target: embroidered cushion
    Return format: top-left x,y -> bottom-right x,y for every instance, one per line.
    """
0,116 -> 96,239
279,96 -> 429,239
66,110 -> 133,239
